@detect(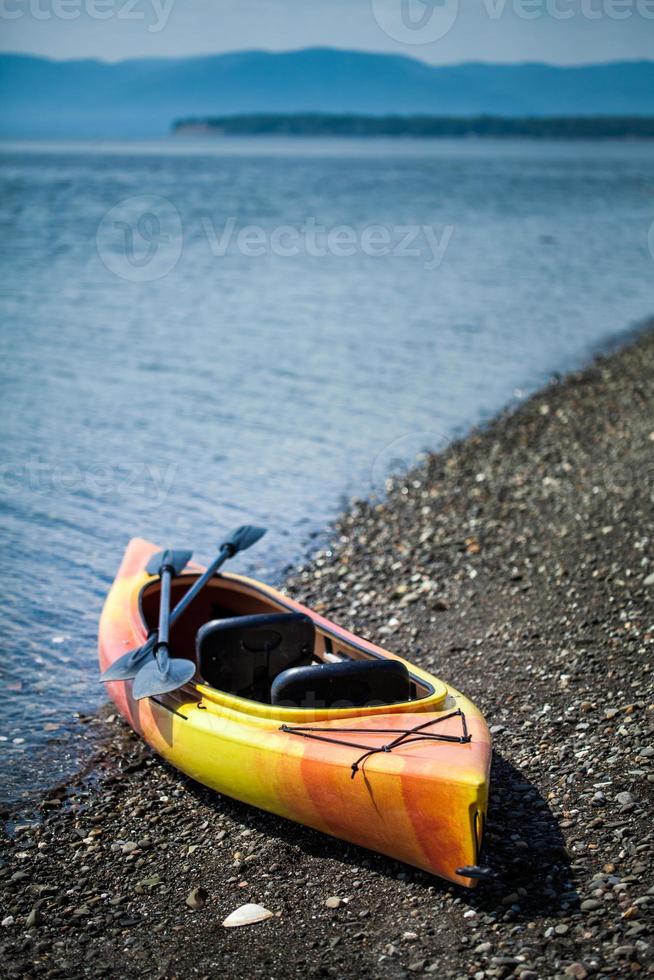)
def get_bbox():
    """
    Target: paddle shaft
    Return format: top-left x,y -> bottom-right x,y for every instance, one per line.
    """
167,543 -> 233,629
158,565 -> 172,644
154,562 -> 173,674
